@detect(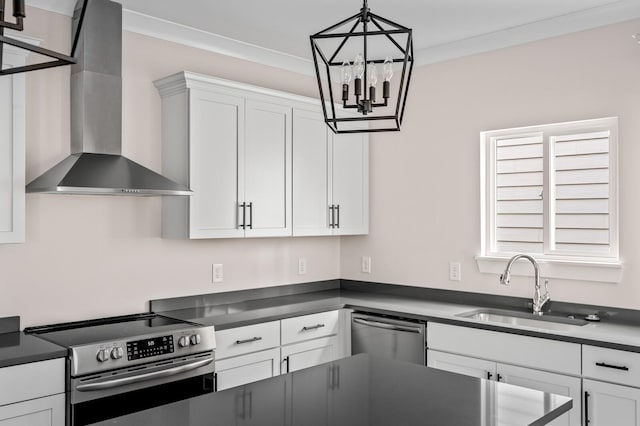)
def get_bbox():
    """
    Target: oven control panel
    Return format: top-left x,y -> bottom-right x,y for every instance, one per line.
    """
72,325 -> 216,377
127,335 -> 175,360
